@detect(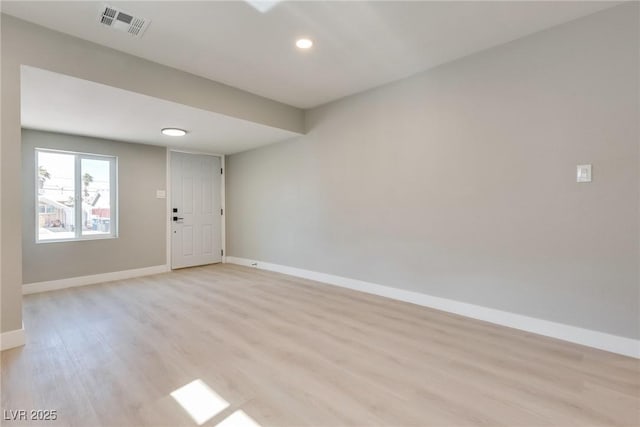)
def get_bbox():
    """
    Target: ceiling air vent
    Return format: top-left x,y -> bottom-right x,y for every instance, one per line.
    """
98,5 -> 150,38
